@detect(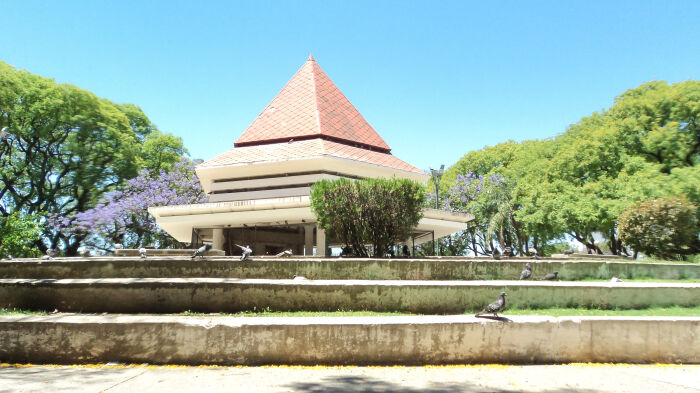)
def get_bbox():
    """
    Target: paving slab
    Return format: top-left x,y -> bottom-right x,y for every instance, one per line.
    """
0,364 -> 698,393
